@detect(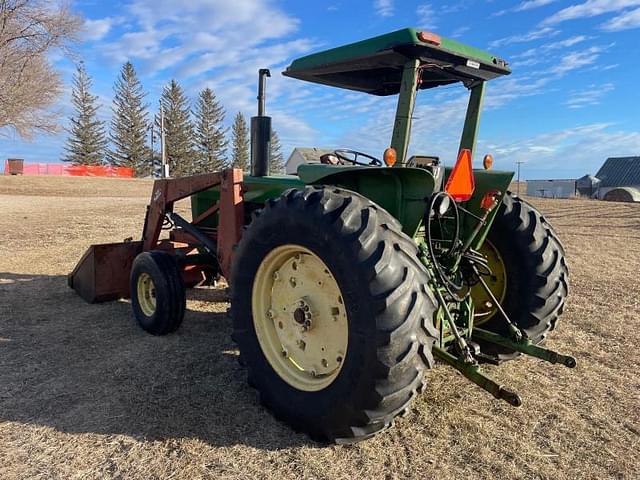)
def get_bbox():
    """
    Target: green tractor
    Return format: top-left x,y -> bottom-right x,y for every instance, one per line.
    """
70,28 -> 572,443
